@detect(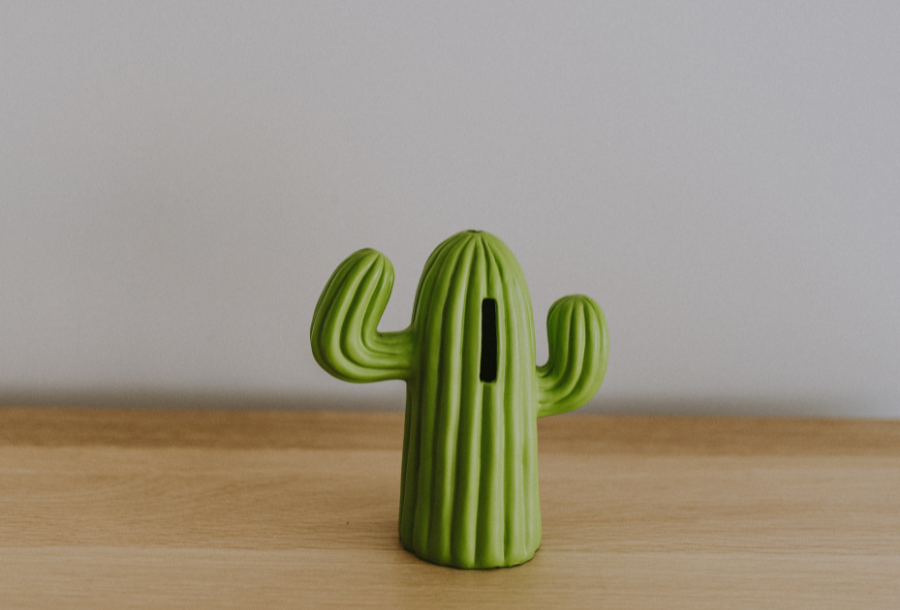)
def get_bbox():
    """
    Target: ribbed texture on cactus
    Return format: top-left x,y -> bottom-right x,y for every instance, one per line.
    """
399,231 -> 540,568
310,230 -> 609,569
